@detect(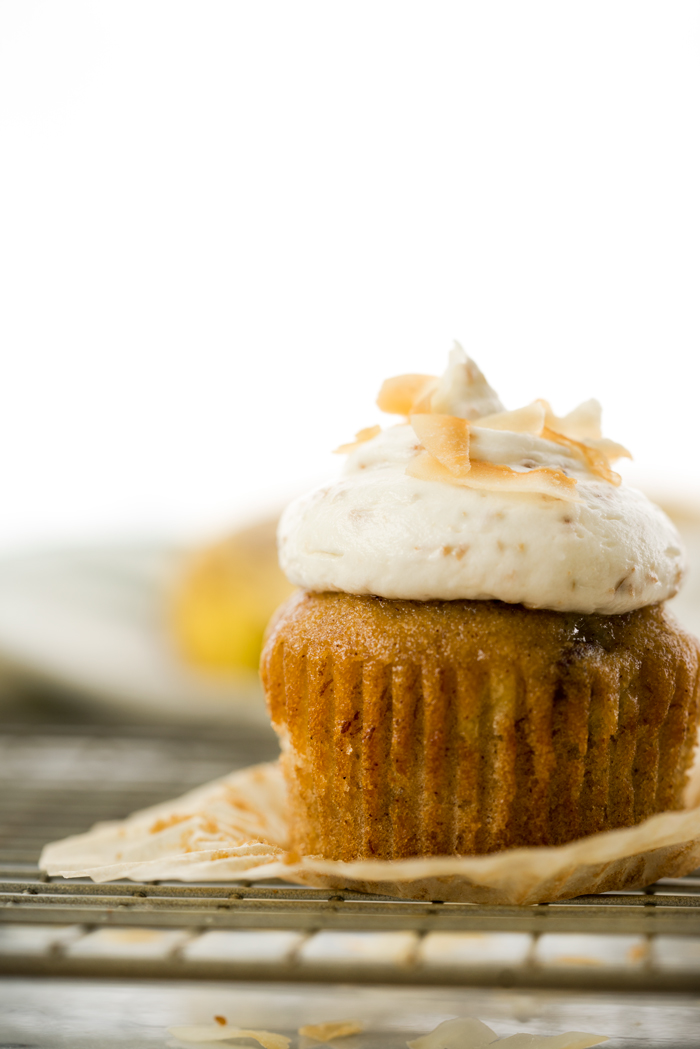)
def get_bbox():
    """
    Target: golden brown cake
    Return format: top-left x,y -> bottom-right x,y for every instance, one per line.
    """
261,345 -> 700,861
262,591 -> 700,859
